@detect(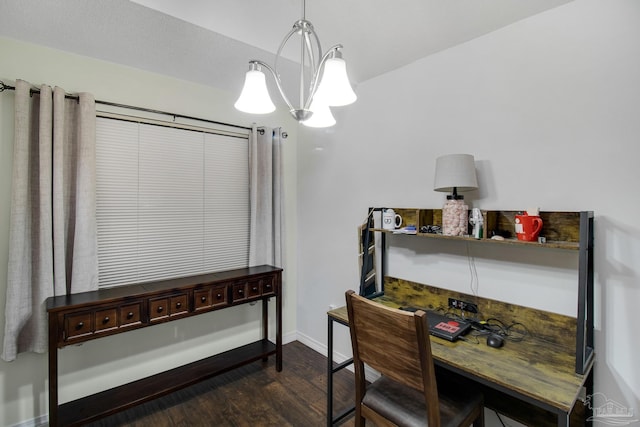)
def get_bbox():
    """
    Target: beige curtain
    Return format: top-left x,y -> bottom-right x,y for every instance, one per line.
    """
249,126 -> 284,268
1,80 -> 98,362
